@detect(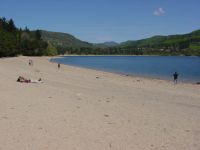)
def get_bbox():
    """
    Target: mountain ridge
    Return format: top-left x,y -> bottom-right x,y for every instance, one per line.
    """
121,29 -> 200,46
41,29 -> 200,48
40,29 -> 200,55
40,30 -> 93,48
